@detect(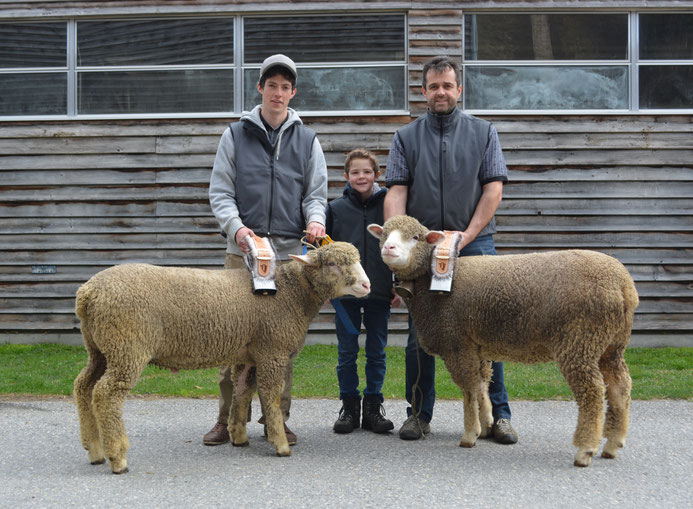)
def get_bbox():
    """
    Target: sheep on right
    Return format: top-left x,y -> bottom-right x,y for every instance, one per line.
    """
368,215 -> 638,467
